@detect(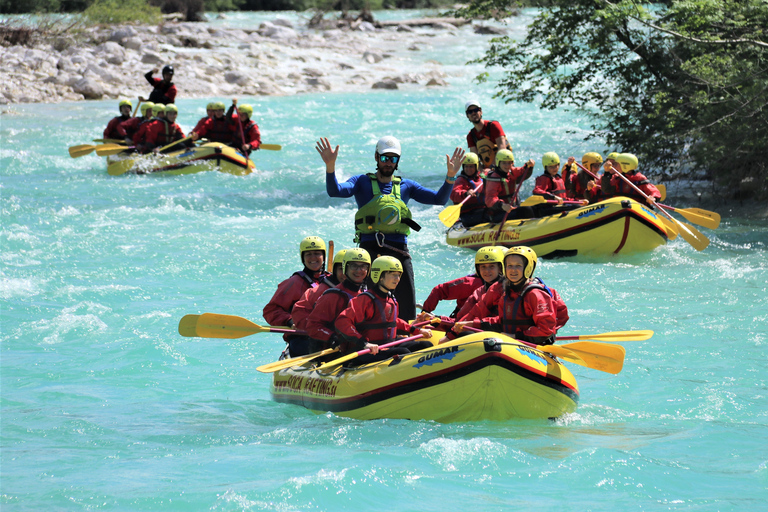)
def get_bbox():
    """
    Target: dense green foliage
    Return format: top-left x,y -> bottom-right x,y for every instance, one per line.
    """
82,0 -> 162,23
457,0 -> 768,198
